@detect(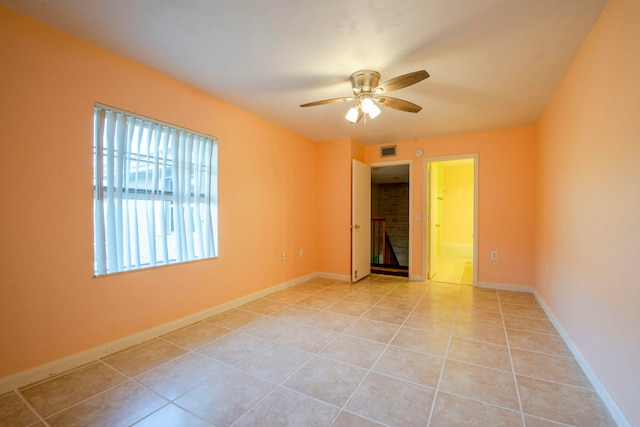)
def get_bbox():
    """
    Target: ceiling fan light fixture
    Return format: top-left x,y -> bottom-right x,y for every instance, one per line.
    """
361,97 -> 381,119
345,106 -> 361,123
